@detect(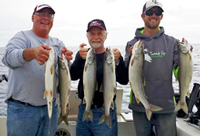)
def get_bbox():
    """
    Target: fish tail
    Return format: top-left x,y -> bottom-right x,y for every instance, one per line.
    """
99,115 -> 112,128
57,116 -> 69,126
150,104 -> 163,112
48,118 -> 51,134
174,101 -> 188,114
146,109 -> 152,120
146,104 -> 163,120
82,110 -> 93,122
